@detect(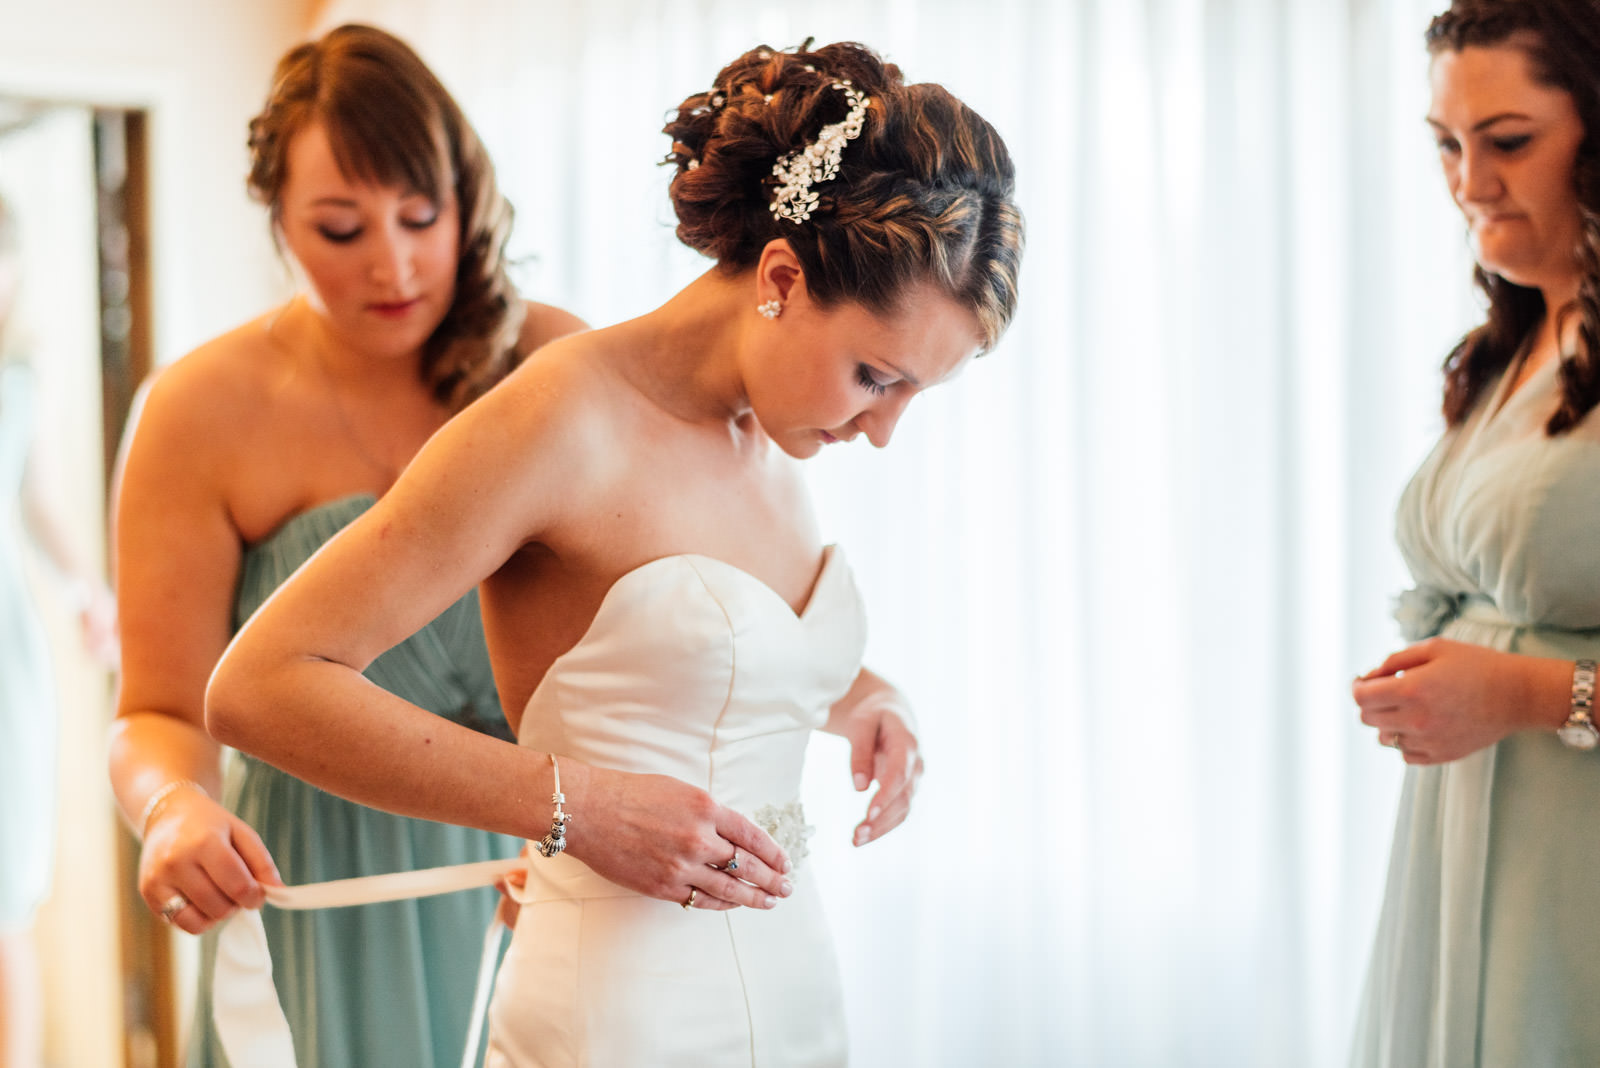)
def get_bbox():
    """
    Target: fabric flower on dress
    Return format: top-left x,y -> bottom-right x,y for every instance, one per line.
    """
753,802 -> 815,870
1392,585 -> 1461,642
